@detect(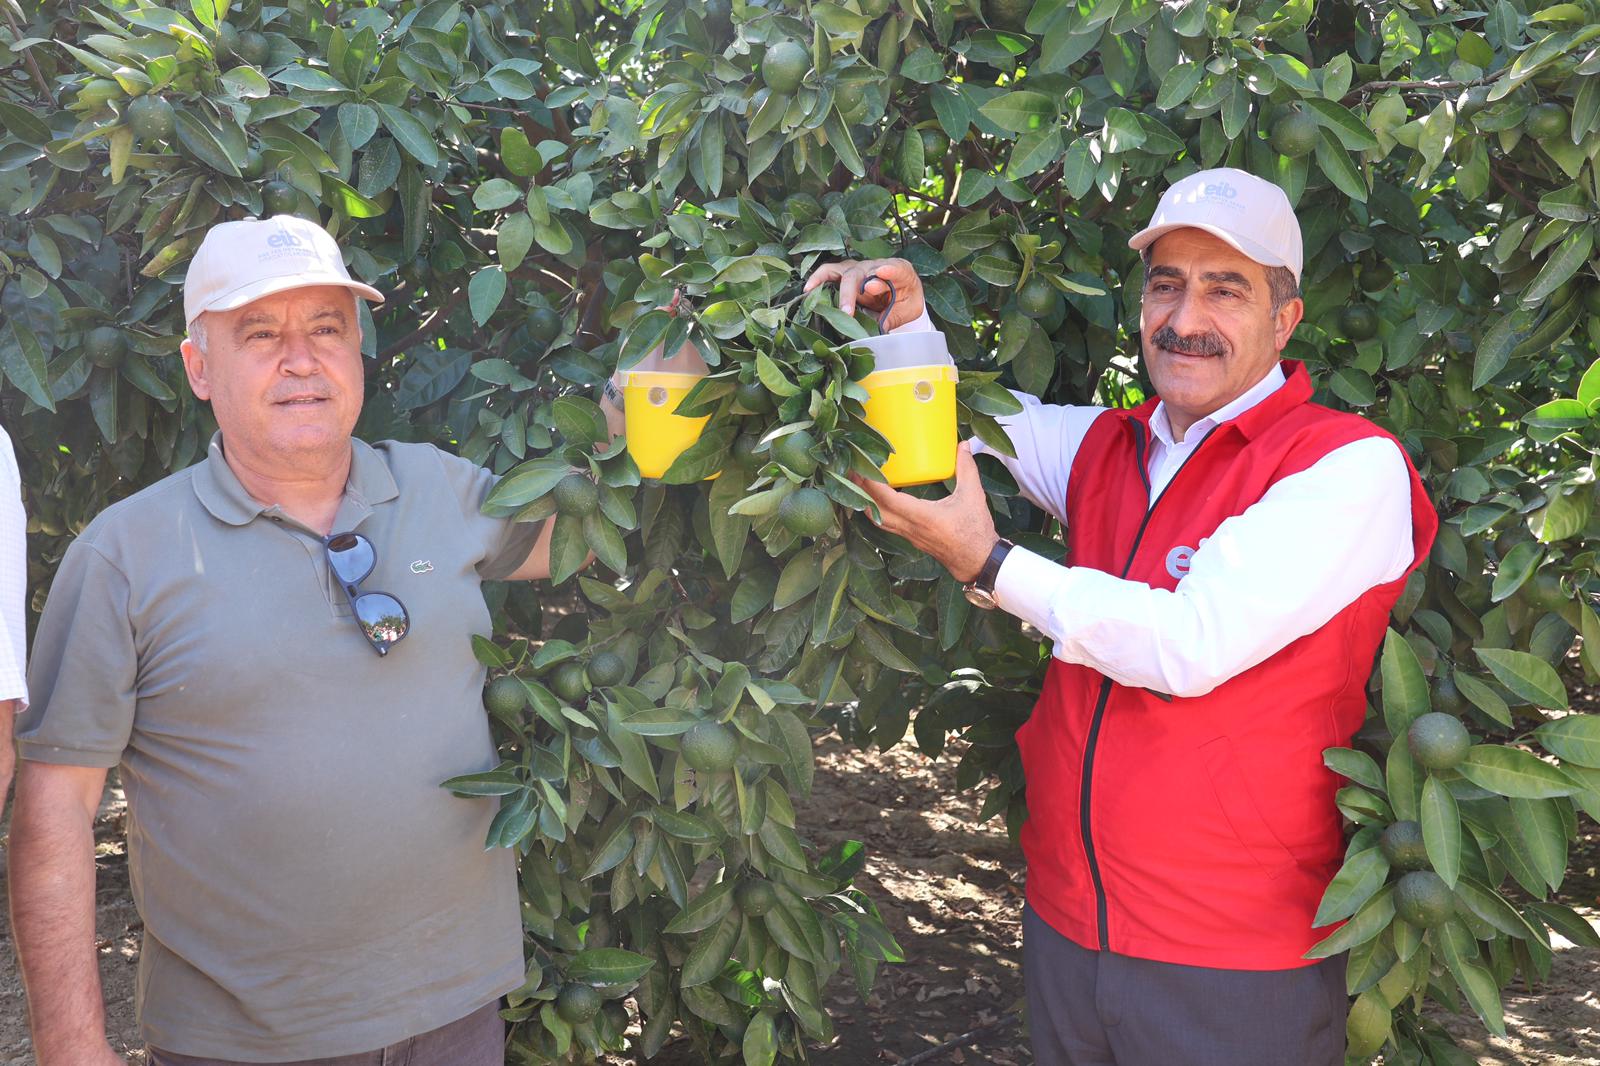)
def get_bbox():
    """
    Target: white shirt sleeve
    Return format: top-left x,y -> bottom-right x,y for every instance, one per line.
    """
0,426 -> 27,706
992,436 -> 1417,697
888,307 -> 1103,521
